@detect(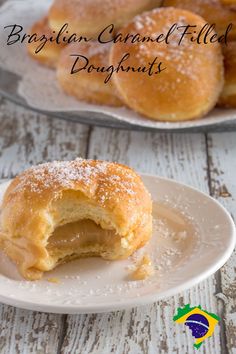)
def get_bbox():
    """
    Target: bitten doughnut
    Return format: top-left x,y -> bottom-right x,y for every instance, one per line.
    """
163,0 -> 236,39
48,0 -> 161,39
0,159 -> 152,280
110,8 -> 224,122
27,16 -> 66,68
57,42 -> 122,106
218,42 -> 236,107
